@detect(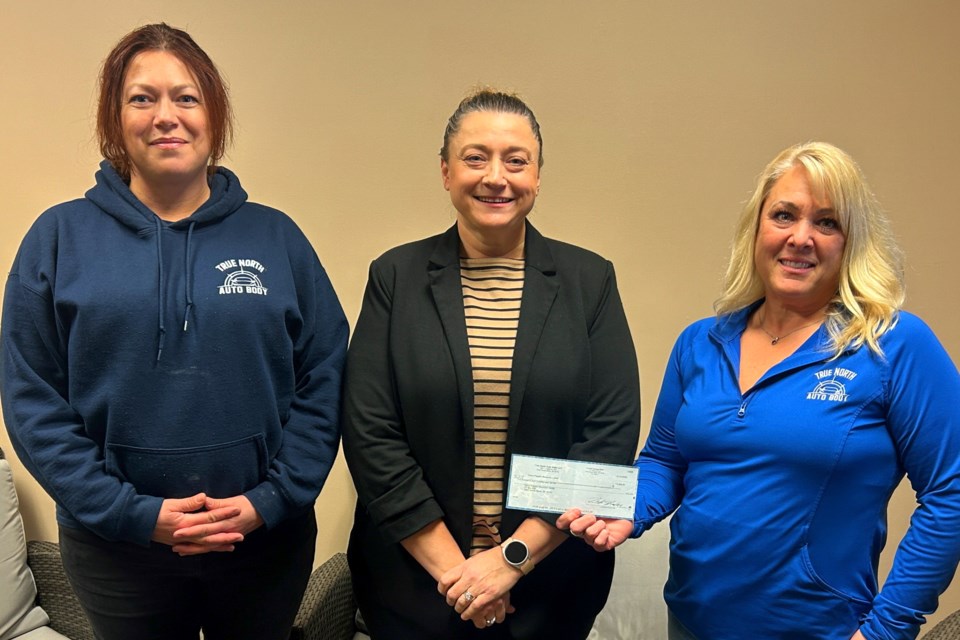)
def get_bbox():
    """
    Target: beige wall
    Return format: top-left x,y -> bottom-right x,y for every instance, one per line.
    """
2,0 -> 958,633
